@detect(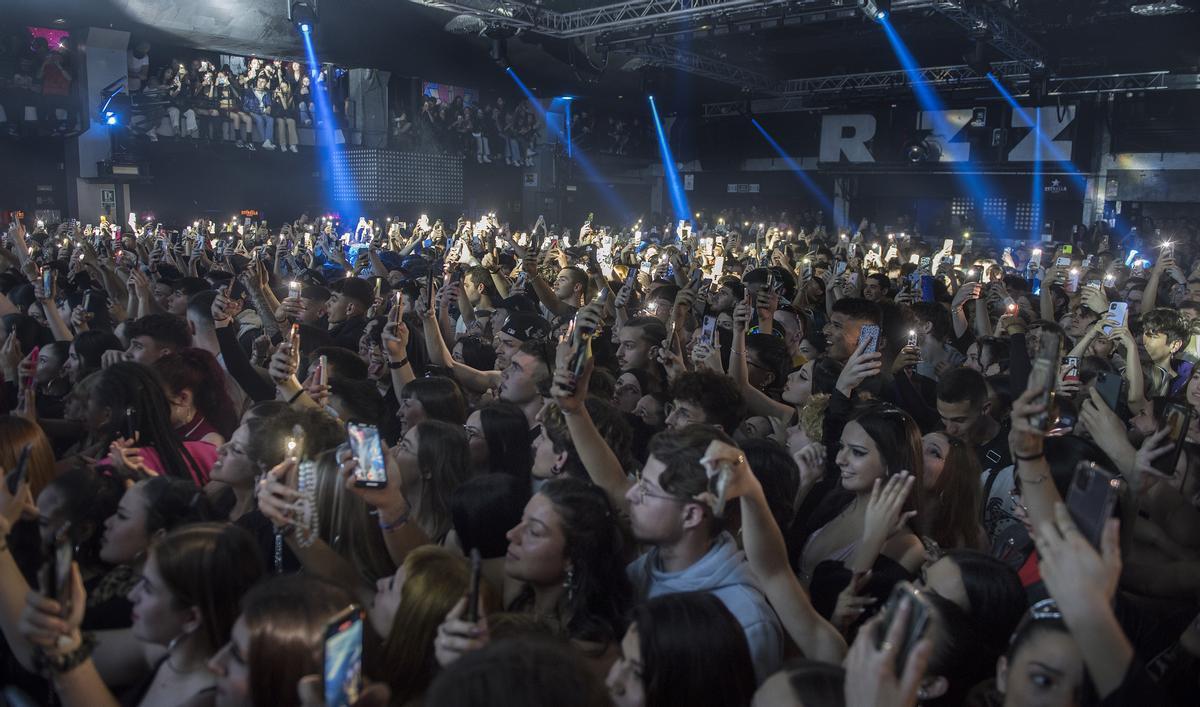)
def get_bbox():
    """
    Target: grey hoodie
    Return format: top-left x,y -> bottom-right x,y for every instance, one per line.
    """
627,531 -> 784,684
